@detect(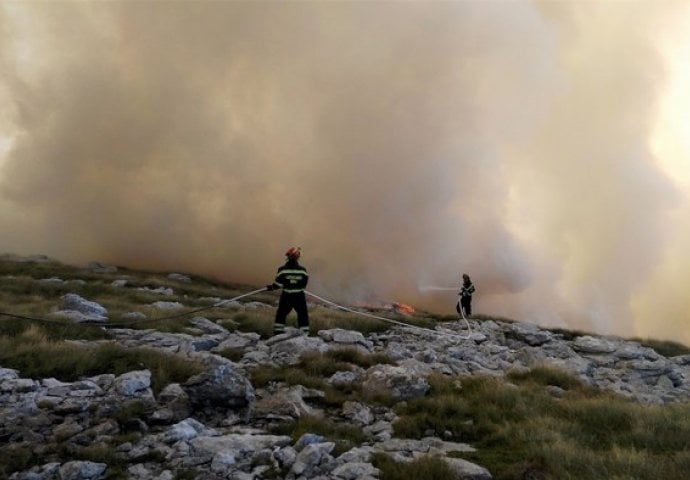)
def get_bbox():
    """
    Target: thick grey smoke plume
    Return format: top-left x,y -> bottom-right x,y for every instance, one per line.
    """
1,2 -> 689,342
